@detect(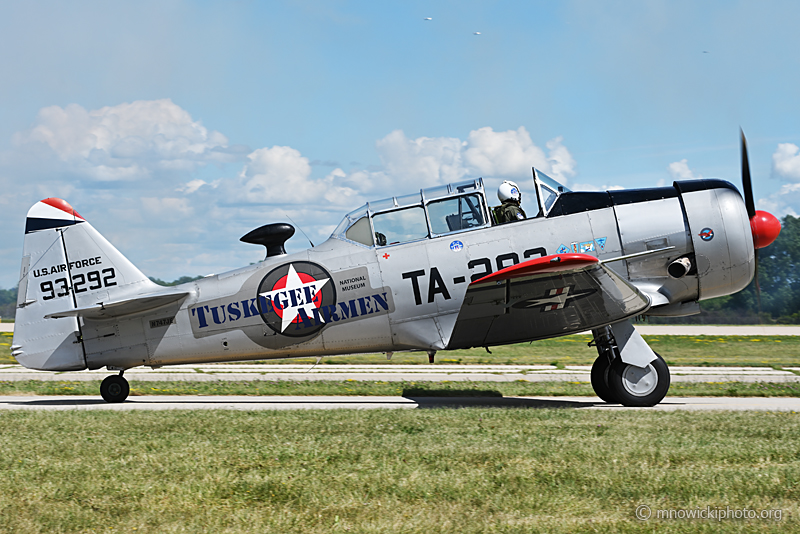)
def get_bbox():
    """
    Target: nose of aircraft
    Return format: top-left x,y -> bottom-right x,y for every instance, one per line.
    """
740,131 -> 781,250
750,210 -> 781,249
